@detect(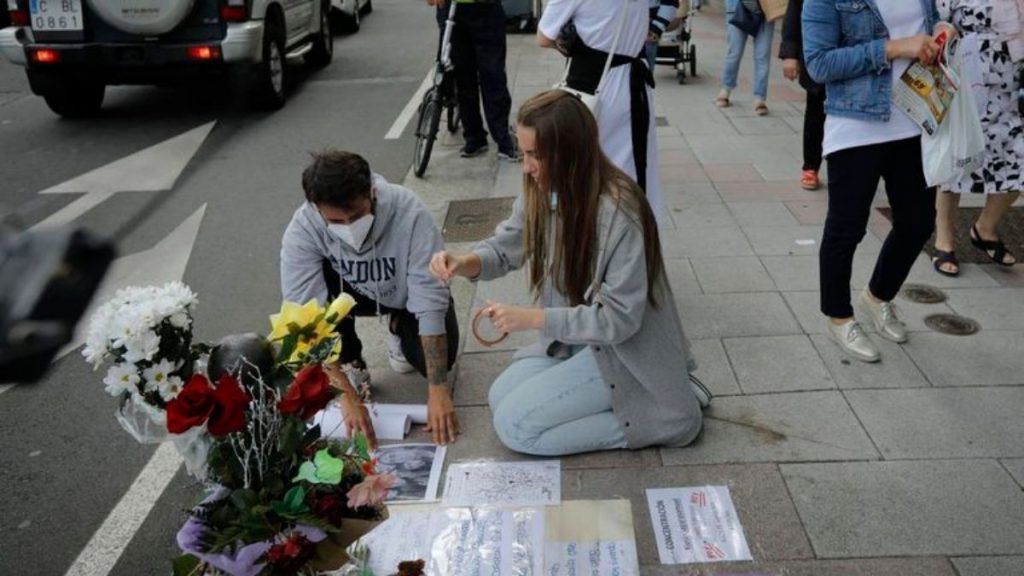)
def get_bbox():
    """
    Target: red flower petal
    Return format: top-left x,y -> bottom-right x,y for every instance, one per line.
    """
207,375 -> 250,437
165,375 -> 215,434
